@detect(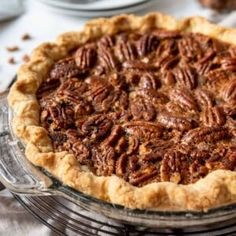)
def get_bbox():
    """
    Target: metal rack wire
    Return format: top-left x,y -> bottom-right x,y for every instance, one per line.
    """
13,194 -> 236,236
